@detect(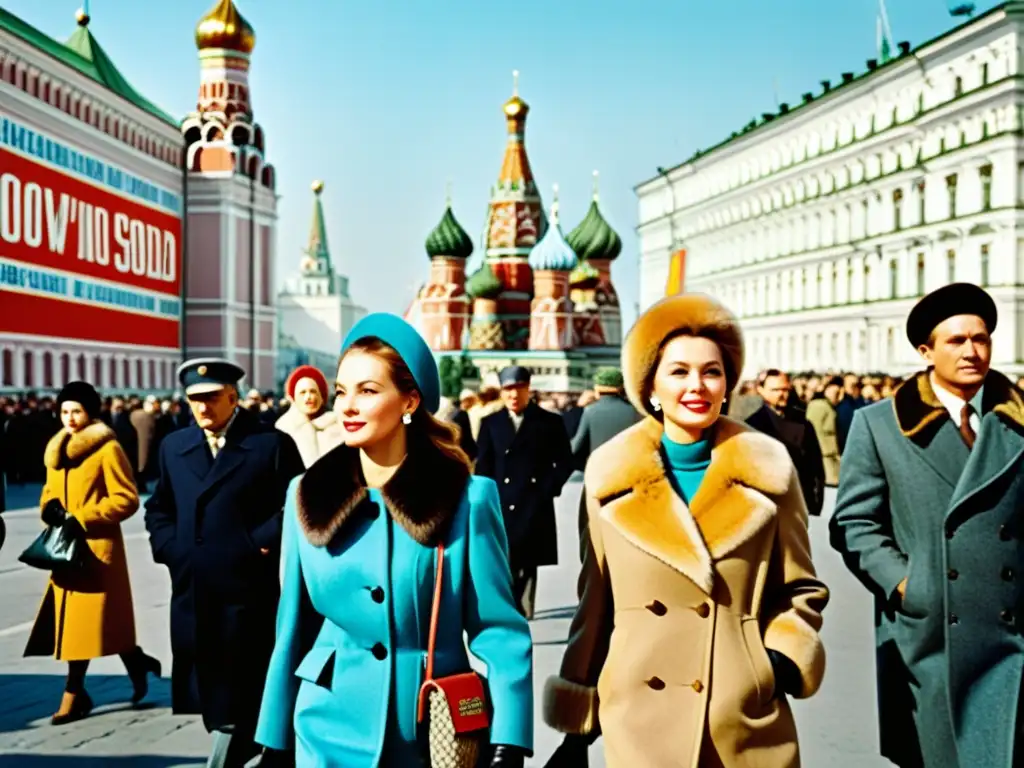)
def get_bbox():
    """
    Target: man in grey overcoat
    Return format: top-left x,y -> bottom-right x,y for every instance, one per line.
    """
570,367 -> 642,561
830,283 -> 1024,768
